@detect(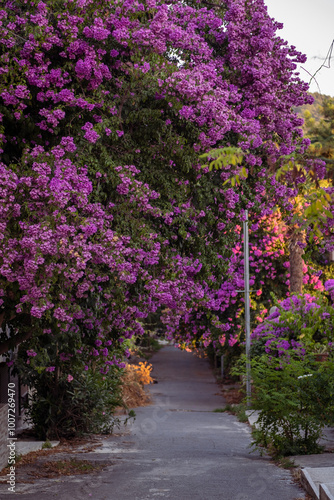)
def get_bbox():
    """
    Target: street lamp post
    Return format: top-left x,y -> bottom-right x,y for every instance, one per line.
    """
243,210 -> 251,406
